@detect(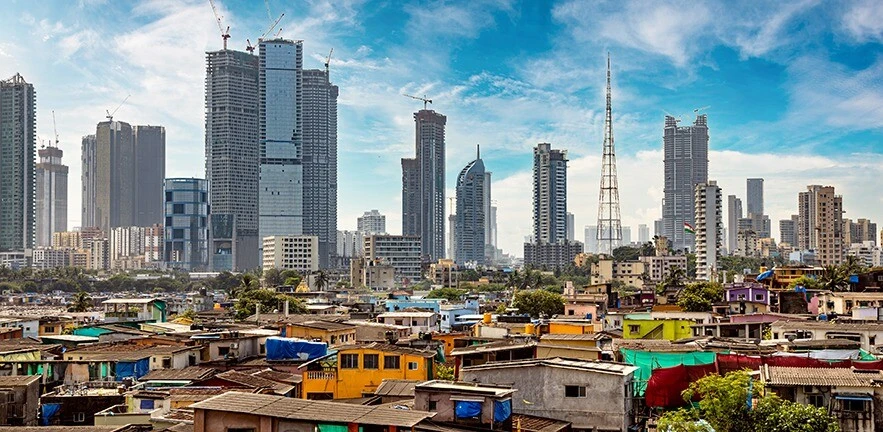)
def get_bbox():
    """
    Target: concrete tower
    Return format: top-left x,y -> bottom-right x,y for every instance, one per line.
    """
0,74 -> 36,254
695,181 -> 722,281
205,48 -> 260,270
532,143 -> 568,244
455,146 -> 486,266
36,145 -> 68,246
402,108 -> 446,263
662,114 -> 709,252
